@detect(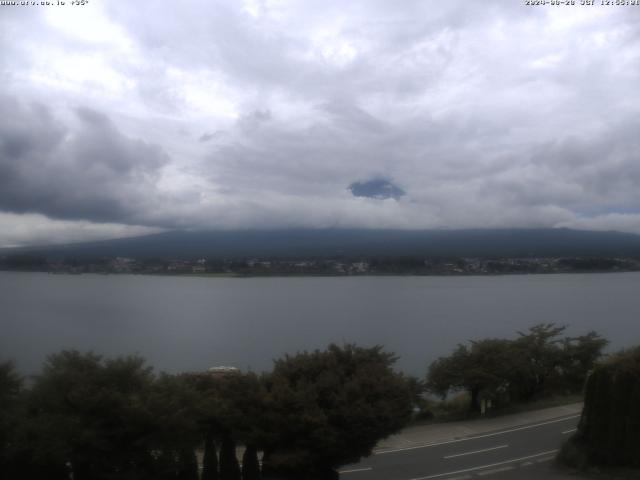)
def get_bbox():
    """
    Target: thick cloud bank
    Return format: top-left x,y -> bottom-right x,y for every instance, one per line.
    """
1,1 -> 640,246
